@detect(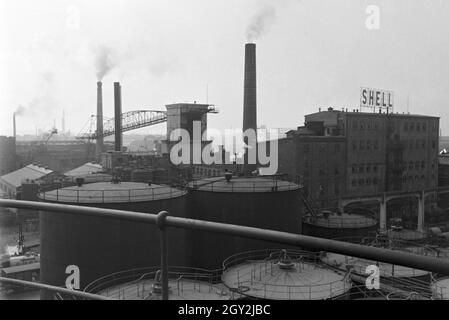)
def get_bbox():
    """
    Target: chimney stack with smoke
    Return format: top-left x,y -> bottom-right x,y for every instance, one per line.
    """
13,113 -> 16,140
243,43 -> 258,174
96,82 -> 104,157
114,82 -> 122,152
